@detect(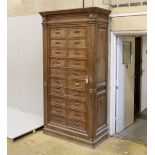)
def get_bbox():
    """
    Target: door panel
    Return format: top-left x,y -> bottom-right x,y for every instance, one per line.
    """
116,36 -> 135,133
140,36 -> 147,112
